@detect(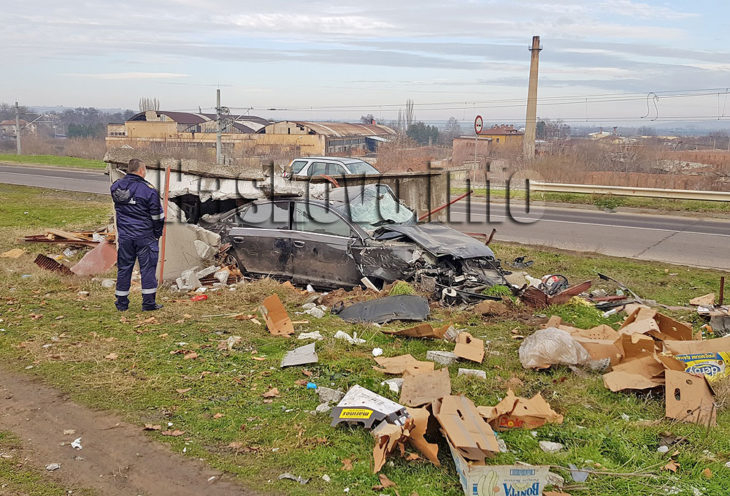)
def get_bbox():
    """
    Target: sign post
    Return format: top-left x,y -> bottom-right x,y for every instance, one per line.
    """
474,115 -> 483,135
